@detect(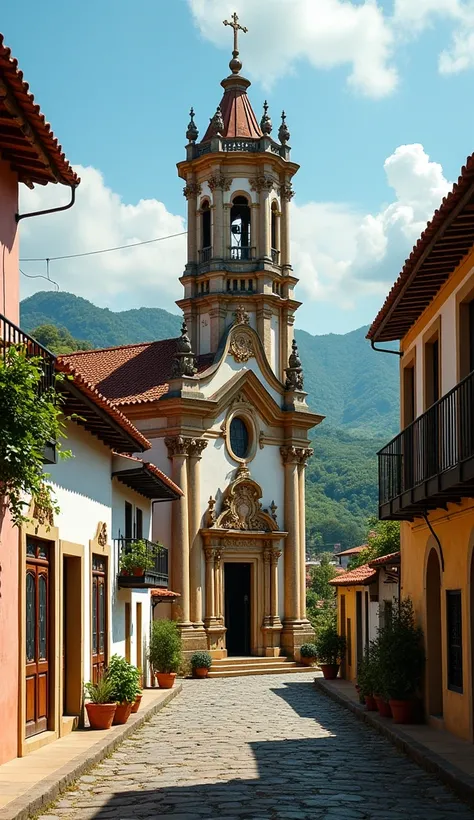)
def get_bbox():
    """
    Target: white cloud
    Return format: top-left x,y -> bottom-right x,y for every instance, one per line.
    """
188,0 -> 397,98
393,0 -> 474,75
19,145 -> 451,333
19,166 -> 186,312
